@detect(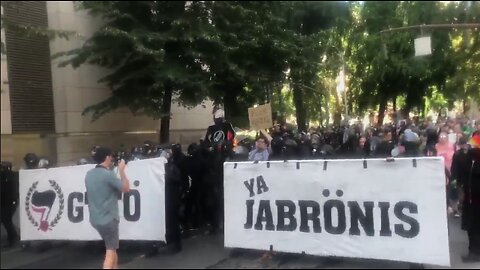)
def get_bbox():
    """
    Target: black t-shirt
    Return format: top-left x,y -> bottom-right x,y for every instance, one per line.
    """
375,141 -> 394,158
204,122 -> 235,152
451,149 -> 472,185
1,170 -> 19,205
426,127 -> 439,146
